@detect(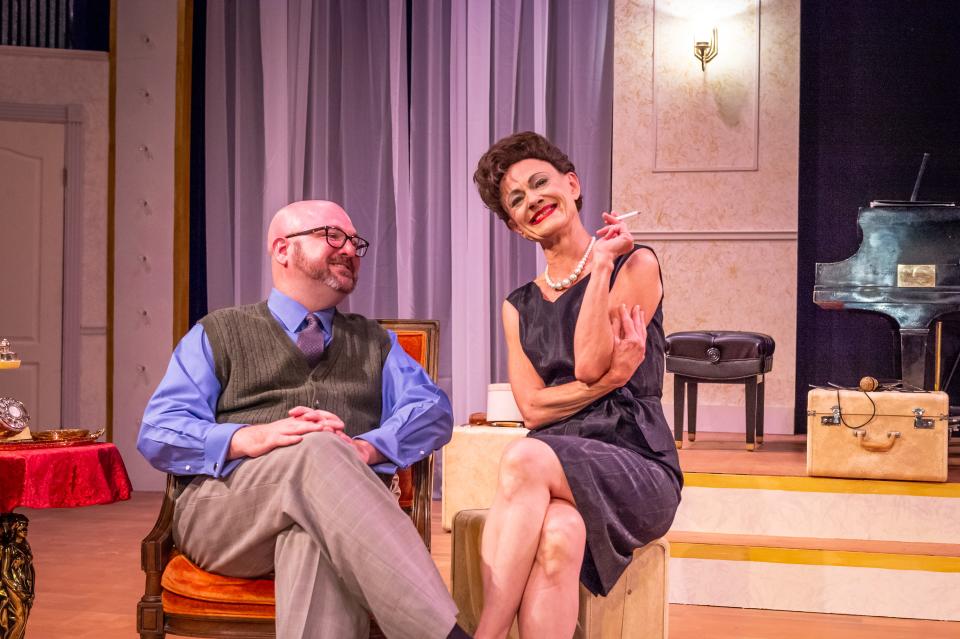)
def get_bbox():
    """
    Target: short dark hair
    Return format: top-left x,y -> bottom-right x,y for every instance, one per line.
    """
473,131 -> 583,226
